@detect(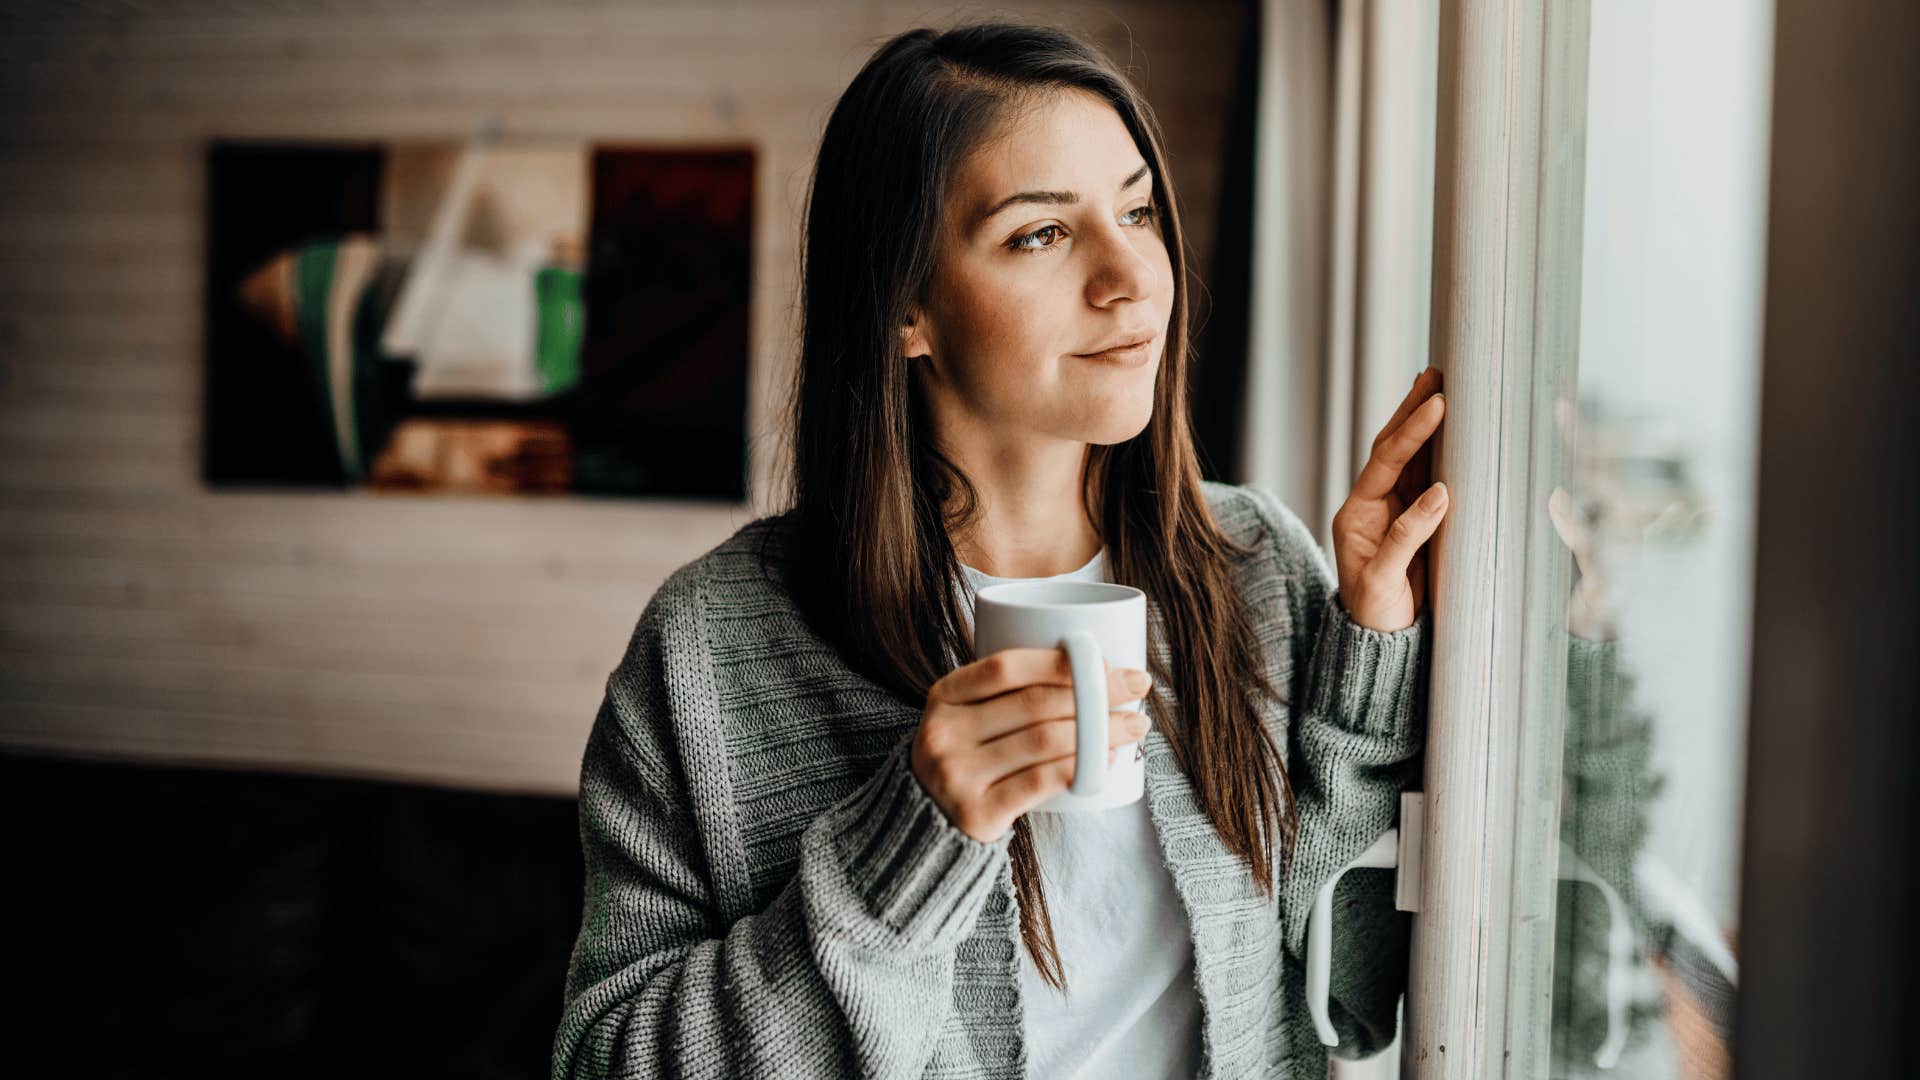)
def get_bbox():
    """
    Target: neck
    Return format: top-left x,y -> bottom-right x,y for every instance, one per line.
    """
946,443 -> 1103,579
